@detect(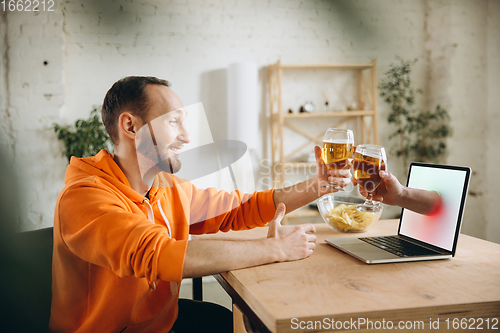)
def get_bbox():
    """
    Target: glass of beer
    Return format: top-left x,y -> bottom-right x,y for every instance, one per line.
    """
321,128 -> 354,190
353,144 -> 387,212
